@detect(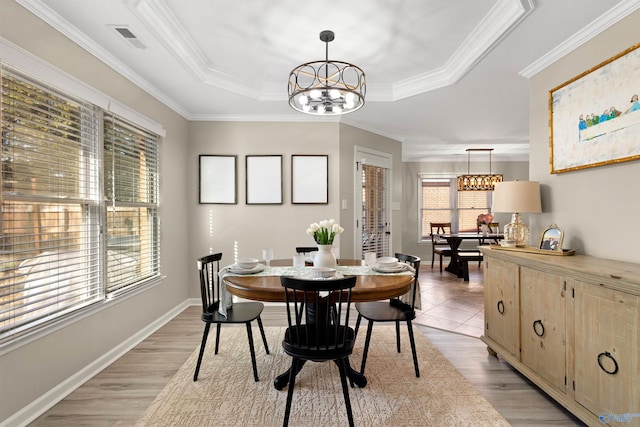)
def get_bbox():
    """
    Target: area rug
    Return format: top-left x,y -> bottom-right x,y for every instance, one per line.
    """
136,326 -> 510,427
